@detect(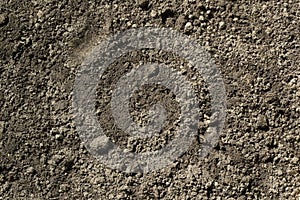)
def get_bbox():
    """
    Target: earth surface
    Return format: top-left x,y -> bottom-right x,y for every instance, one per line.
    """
0,0 -> 299,199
